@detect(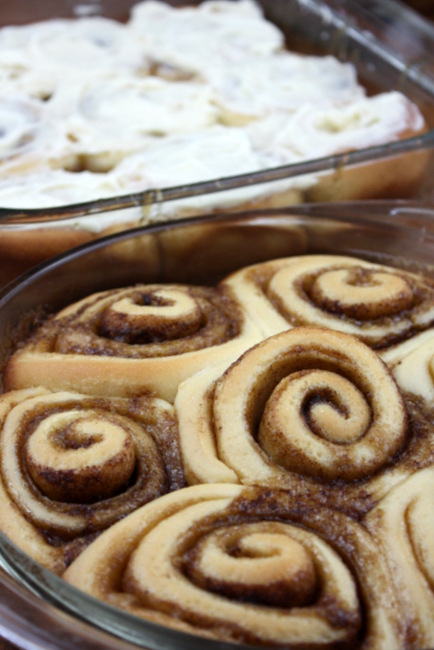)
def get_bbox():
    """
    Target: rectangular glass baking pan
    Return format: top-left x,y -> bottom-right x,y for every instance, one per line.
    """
0,0 -> 434,288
